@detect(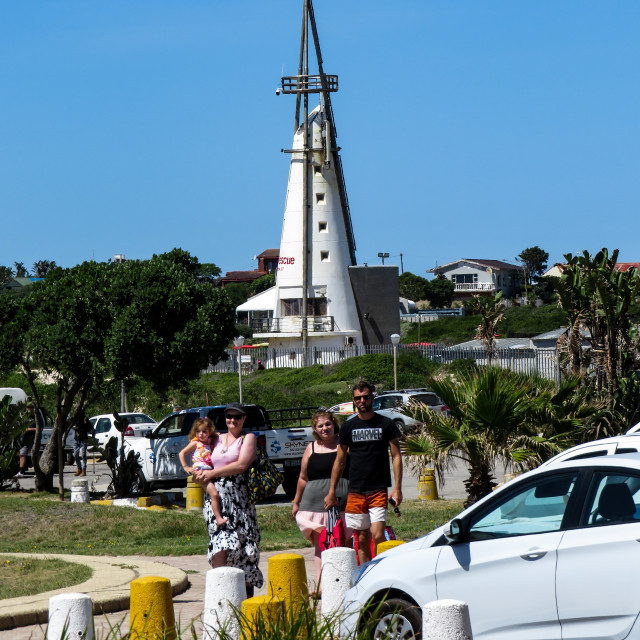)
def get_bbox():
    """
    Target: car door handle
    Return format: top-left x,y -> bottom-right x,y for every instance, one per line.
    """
520,549 -> 548,561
